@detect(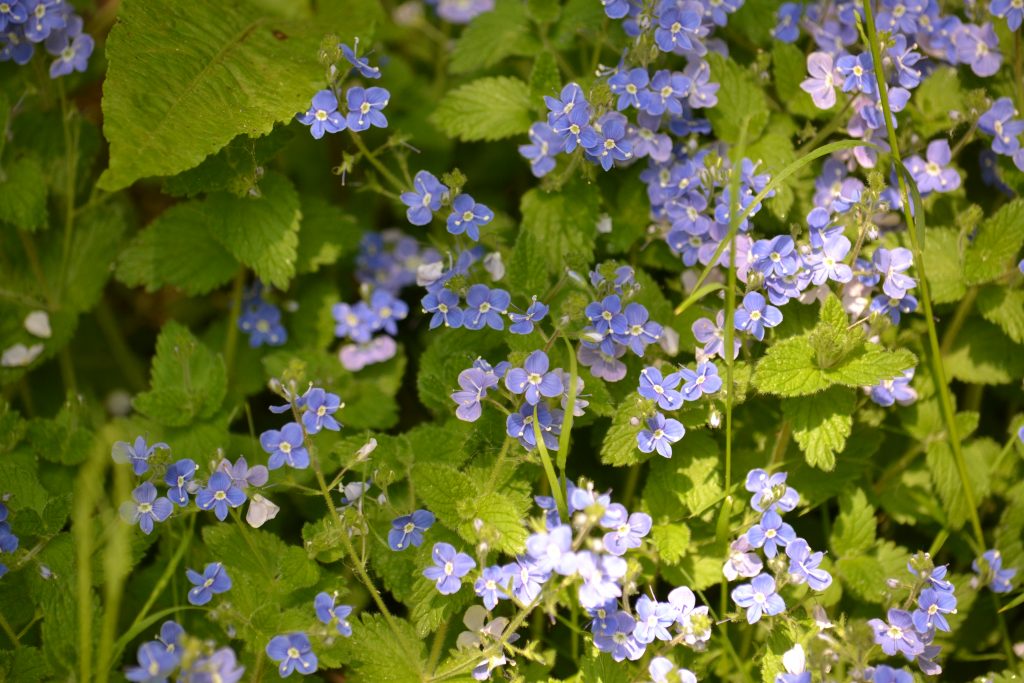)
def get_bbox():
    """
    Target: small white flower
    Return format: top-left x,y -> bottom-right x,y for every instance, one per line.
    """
1,343 -> 44,367
781,643 -> 806,675
246,494 -> 280,528
24,311 -> 52,338
483,252 -> 505,281
355,437 -> 377,461
416,260 -> 445,287
596,213 -> 613,234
